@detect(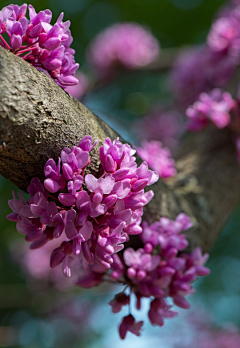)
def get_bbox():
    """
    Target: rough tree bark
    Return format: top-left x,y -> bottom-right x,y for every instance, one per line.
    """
0,46 -> 239,253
